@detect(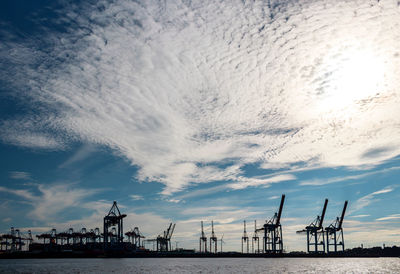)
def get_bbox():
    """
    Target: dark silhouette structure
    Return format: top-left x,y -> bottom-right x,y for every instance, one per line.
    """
57,228 -> 74,245
103,201 -> 126,248
156,223 -> 175,251
241,220 -> 249,253
0,227 -> 32,251
199,221 -> 207,253
2,201 -> 181,255
2,199 -> 381,258
297,199 -> 328,253
220,234 -> 225,253
326,201 -> 348,253
144,223 -> 175,252
126,227 -> 145,249
209,220 -> 217,253
37,228 -> 57,244
257,194 -> 286,253
252,220 -> 260,253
